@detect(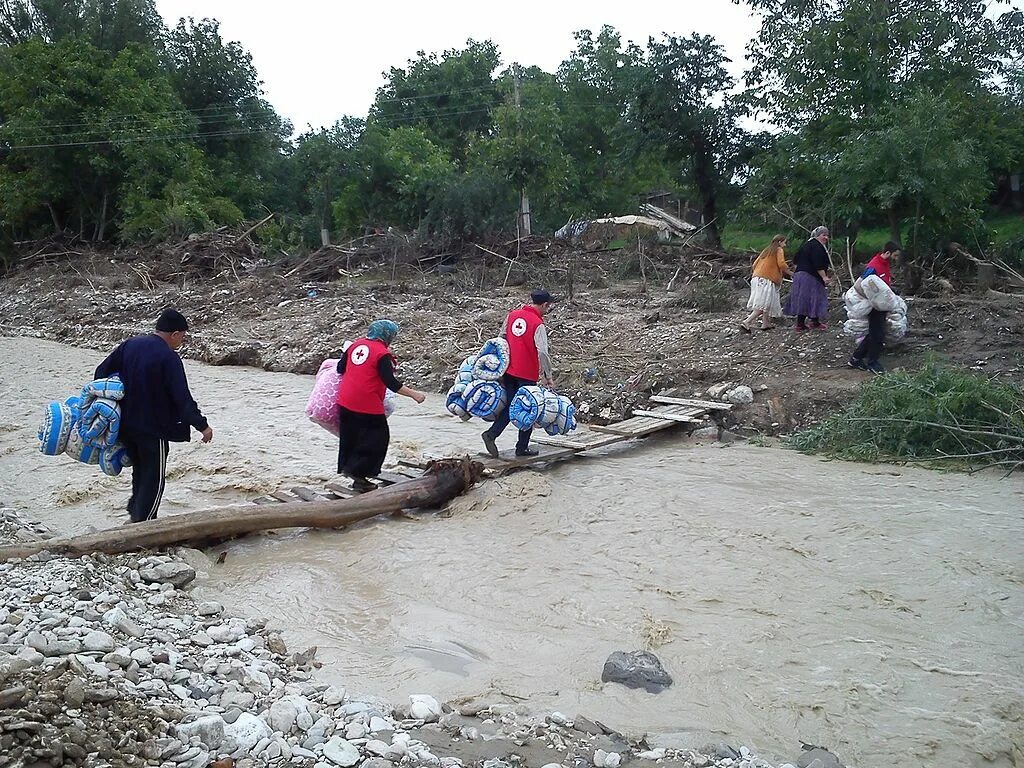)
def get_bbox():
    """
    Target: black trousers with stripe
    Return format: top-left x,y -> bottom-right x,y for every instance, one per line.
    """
119,430 -> 168,522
